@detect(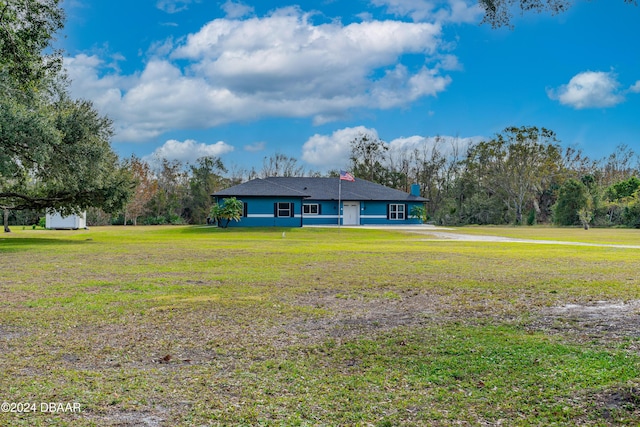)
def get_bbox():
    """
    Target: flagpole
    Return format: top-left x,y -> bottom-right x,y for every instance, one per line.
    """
338,176 -> 342,227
